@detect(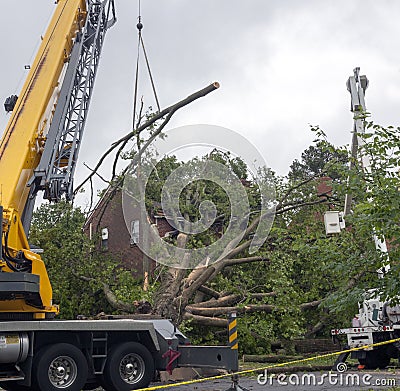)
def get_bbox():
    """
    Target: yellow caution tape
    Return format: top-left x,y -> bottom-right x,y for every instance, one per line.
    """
135,337 -> 400,391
